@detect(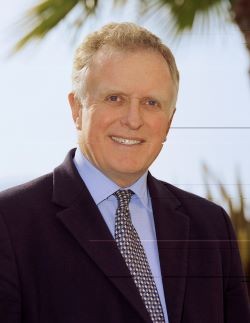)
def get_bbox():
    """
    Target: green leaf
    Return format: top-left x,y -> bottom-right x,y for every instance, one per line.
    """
13,0 -> 92,52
